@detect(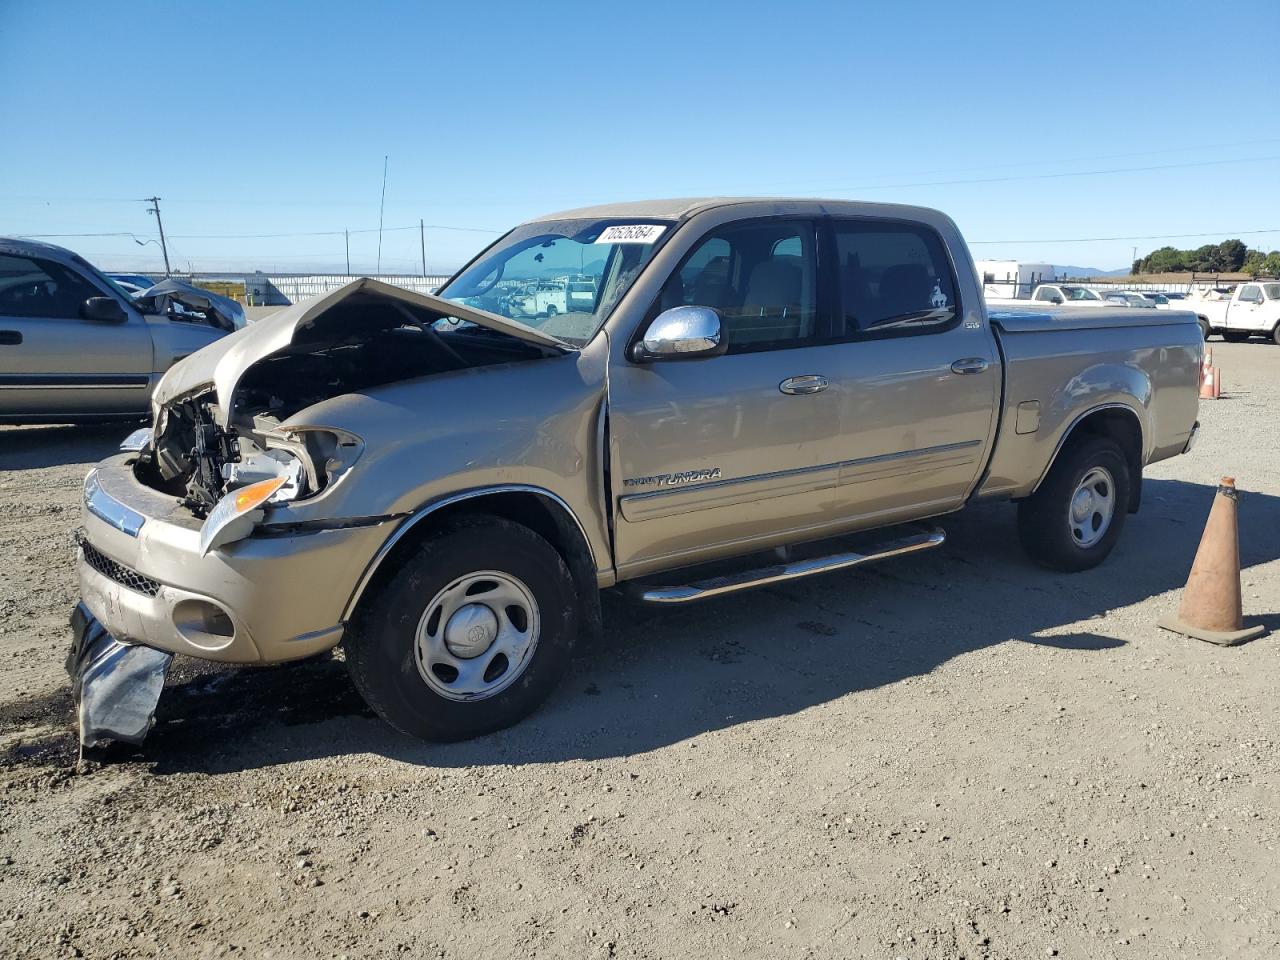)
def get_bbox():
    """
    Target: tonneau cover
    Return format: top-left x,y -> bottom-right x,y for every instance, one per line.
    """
988,306 -> 1201,333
